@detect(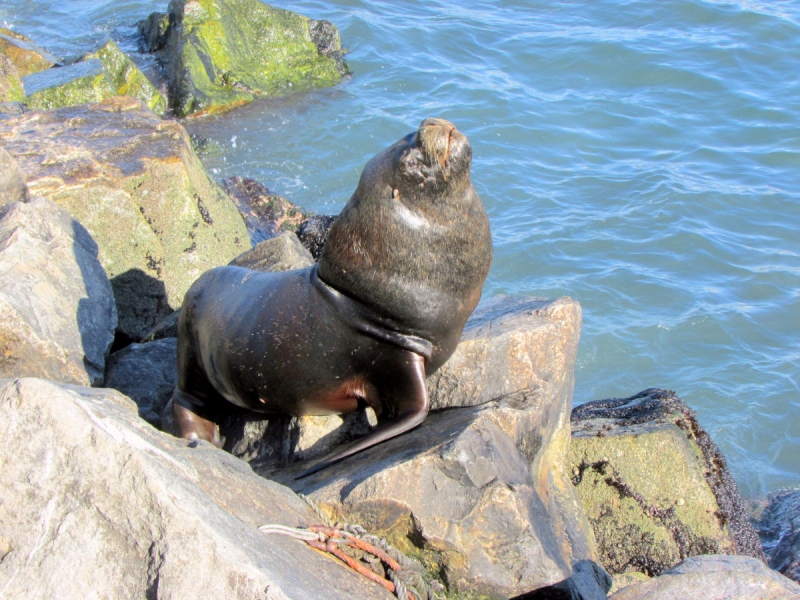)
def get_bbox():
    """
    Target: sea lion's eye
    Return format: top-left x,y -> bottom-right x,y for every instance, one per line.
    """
406,157 -> 417,168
